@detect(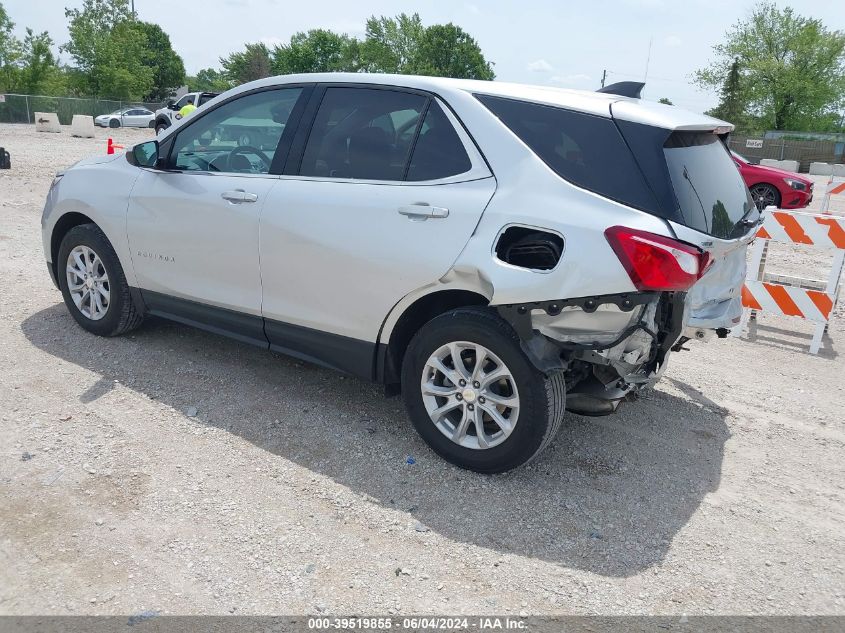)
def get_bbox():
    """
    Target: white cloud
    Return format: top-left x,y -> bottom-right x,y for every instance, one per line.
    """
549,74 -> 592,85
527,59 -> 554,73
664,35 -> 682,48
